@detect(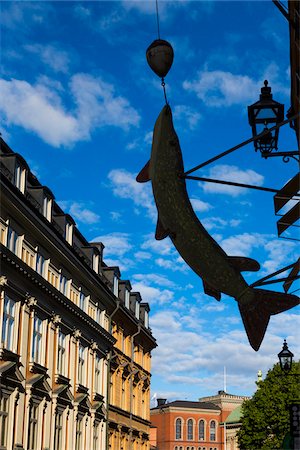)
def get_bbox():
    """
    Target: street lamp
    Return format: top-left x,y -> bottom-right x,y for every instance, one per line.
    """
278,339 -> 294,372
248,80 -> 284,158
